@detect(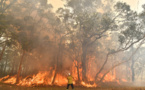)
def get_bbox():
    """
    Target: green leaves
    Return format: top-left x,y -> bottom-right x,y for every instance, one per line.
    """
114,2 -> 144,46
101,14 -> 112,27
118,35 -> 125,45
114,2 -> 130,12
17,31 -> 37,52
